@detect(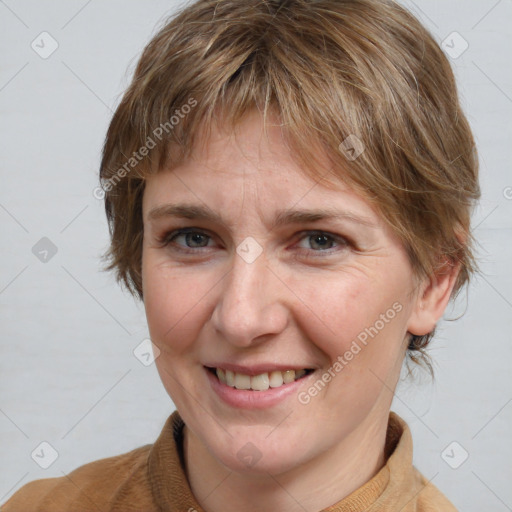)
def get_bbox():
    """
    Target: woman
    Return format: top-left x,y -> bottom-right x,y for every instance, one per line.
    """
3,0 -> 480,510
